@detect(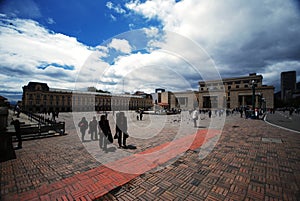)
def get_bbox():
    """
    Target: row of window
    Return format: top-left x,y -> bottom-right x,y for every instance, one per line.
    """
200,83 -> 259,91
27,100 -> 148,107
28,93 -> 71,101
26,94 -> 151,107
200,79 -> 261,89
